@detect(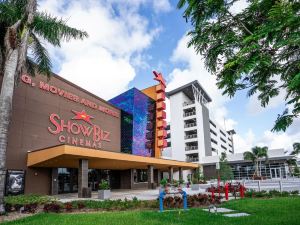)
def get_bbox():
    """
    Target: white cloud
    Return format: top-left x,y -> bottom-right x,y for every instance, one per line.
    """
246,92 -> 285,115
167,35 -> 236,129
233,129 -> 255,153
153,0 -> 172,13
229,0 -> 249,14
38,0 -> 161,99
